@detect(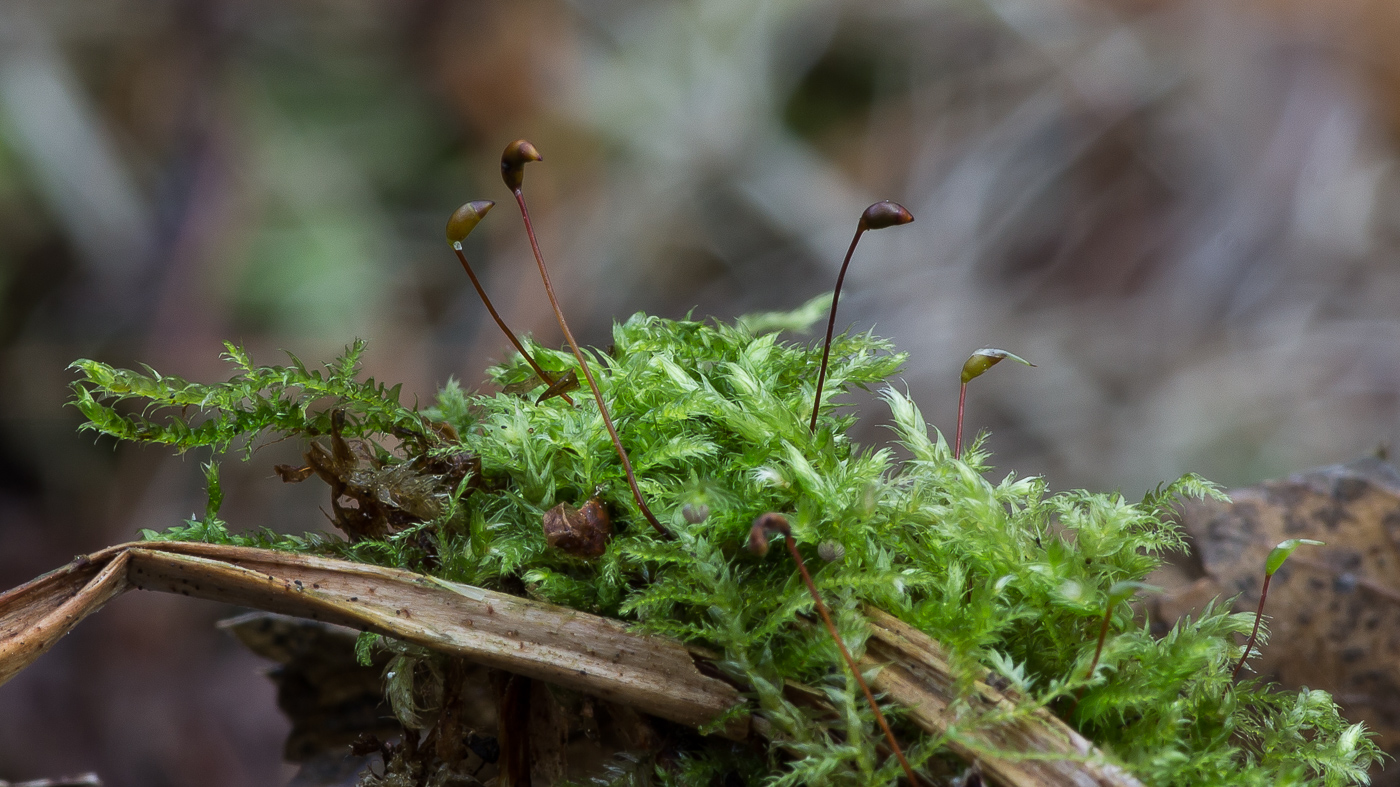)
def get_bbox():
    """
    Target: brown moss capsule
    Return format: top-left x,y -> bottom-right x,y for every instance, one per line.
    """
809,200 -> 915,433
502,136 -> 670,539
501,139 -> 543,193
747,512 -> 789,557
542,497 -> 612,558
859,200 -> 914,231
445,200 -> 495,246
